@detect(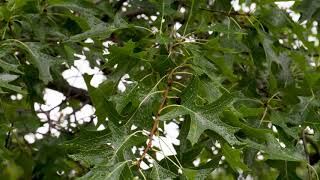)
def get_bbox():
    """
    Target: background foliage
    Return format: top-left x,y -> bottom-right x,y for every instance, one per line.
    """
0,0 -> 320,179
